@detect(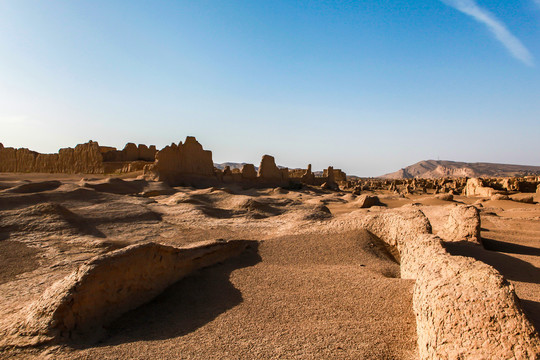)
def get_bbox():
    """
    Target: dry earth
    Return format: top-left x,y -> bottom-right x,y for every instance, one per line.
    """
0,173 -> 539,359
